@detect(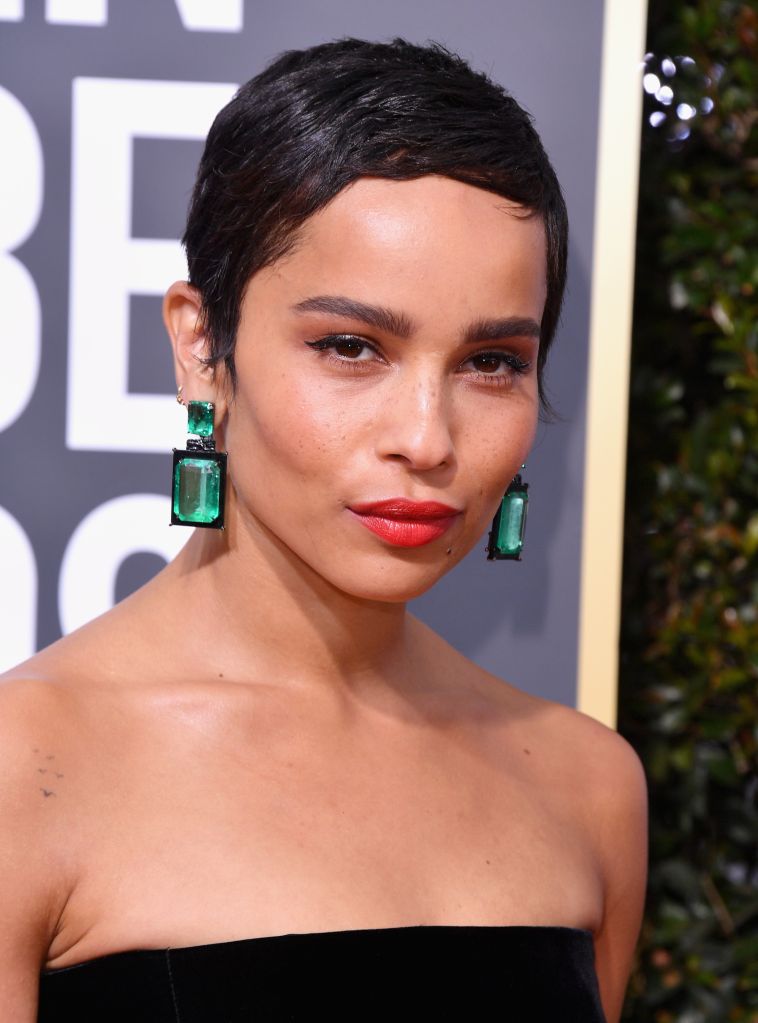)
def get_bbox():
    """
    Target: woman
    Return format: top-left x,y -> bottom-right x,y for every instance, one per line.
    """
1,37 -> 647,1022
